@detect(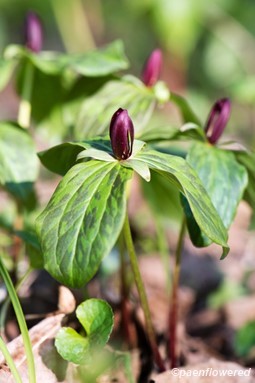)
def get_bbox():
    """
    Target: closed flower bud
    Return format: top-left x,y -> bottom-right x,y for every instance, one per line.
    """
142,49 -> 162,87
205,98 -> 231,144
25,12 -> 43,53
110,108 -> 134,160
